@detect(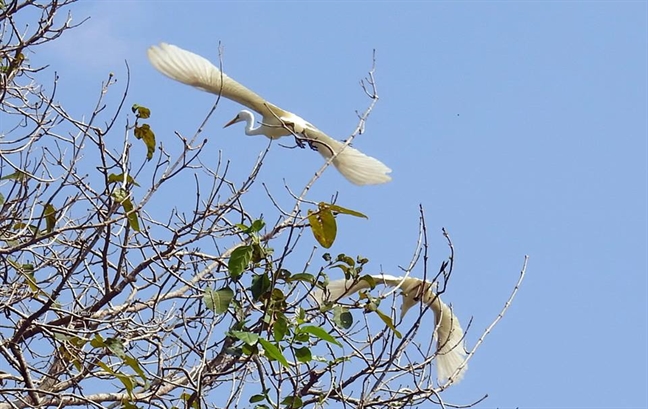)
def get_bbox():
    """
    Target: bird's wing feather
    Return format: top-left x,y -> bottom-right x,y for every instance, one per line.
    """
427,296 -> 468,383
314,274 -> 467,384
302,127 -> 392,185
147,43 -> 287,118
